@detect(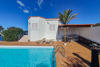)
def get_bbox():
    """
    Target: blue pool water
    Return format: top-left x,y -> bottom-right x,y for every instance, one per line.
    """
0,46 -> 56,67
